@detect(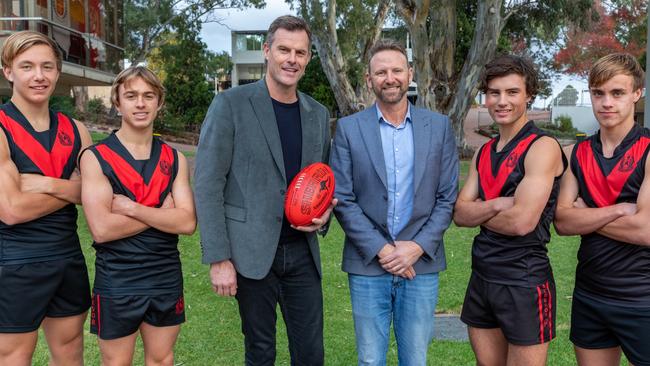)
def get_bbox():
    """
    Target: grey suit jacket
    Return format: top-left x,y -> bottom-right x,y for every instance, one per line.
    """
331,104 -> 458,275
194,79 -> 330,279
